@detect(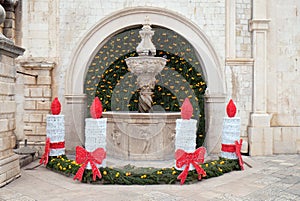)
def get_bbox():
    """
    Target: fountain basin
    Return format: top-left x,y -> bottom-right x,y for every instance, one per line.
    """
103,111 -> 181,160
